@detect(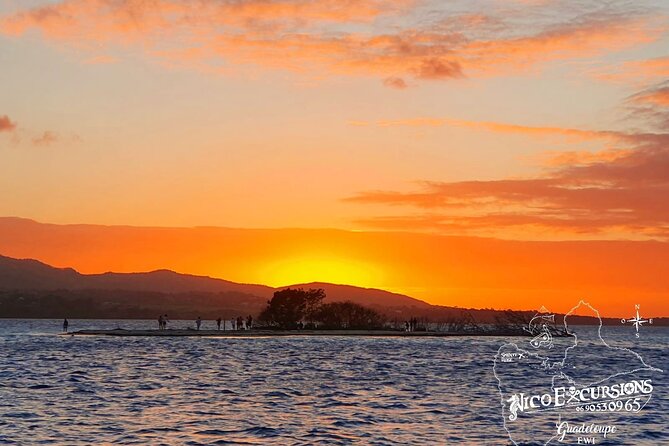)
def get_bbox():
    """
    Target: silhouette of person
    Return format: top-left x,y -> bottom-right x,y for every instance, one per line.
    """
405,321 -> 409,332
231,318 -> 236,330
63,318 -> 69,333
158,315 -> 164,330
237,316 -> 243,330
246,315 -> 253,330
216,317 -> 222,330
196,316 -> 202,331
163,315 -> 169,329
